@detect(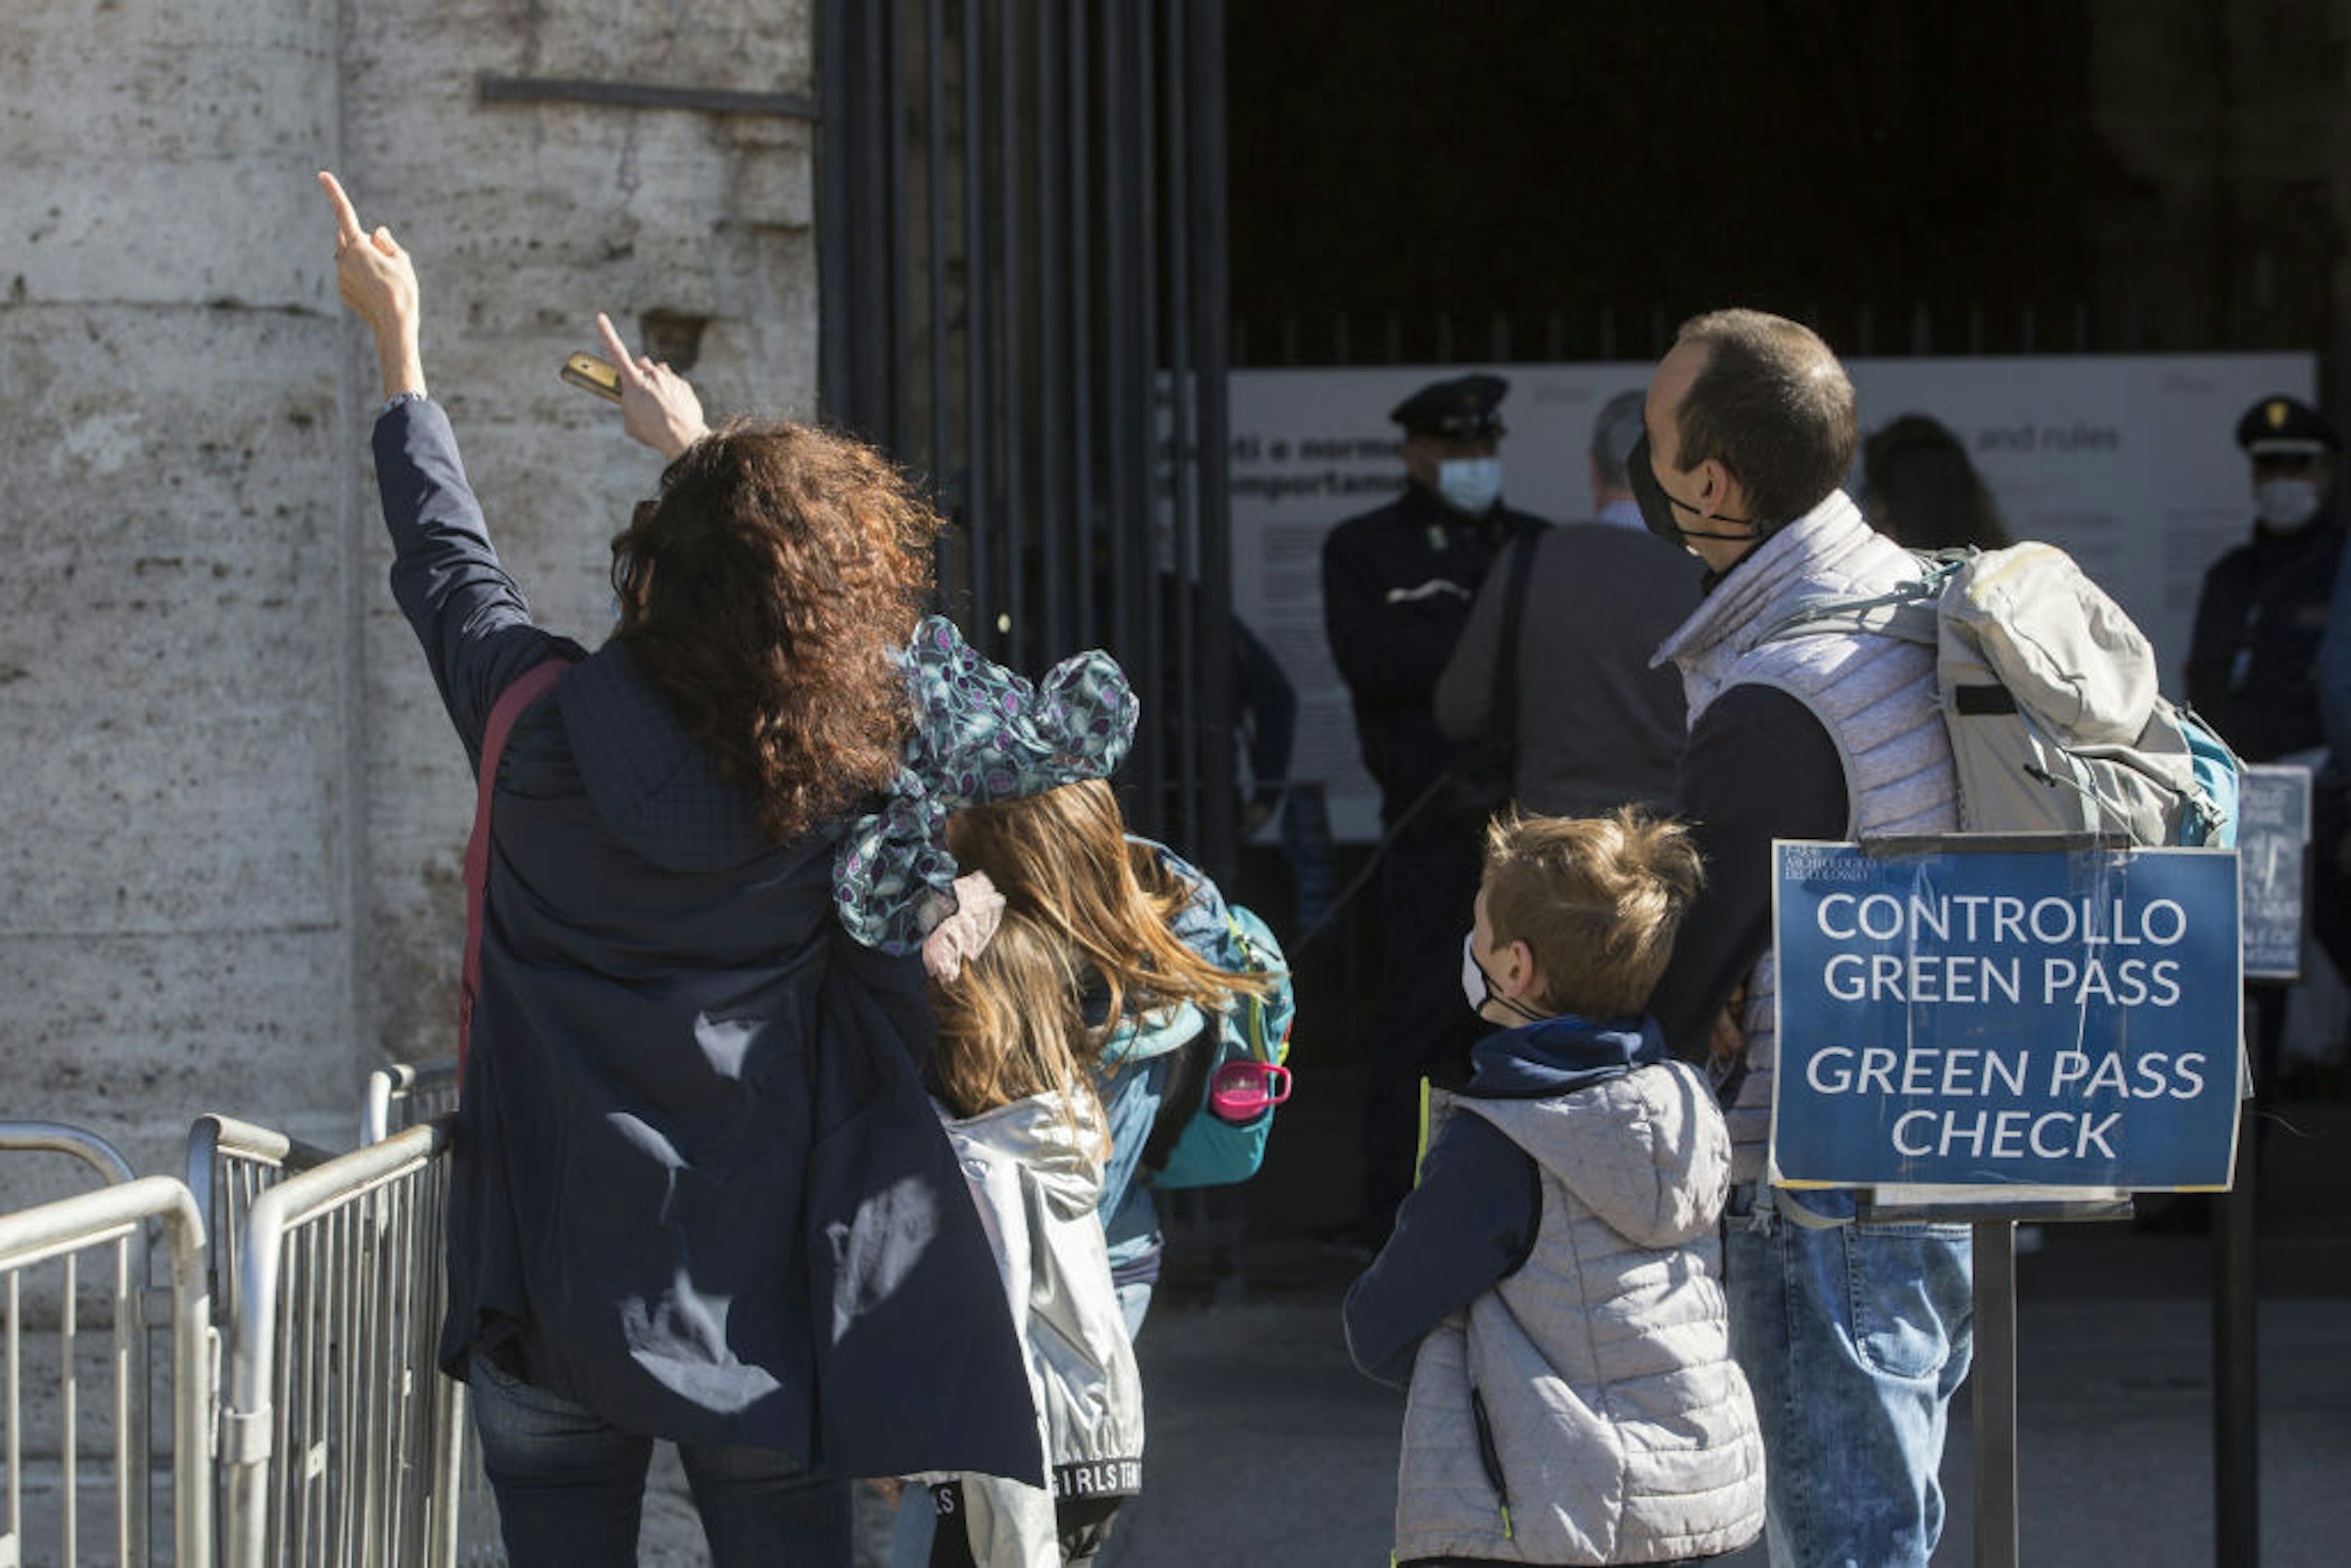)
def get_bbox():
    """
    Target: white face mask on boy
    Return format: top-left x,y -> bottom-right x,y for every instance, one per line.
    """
1461,931 -> 1543,1022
